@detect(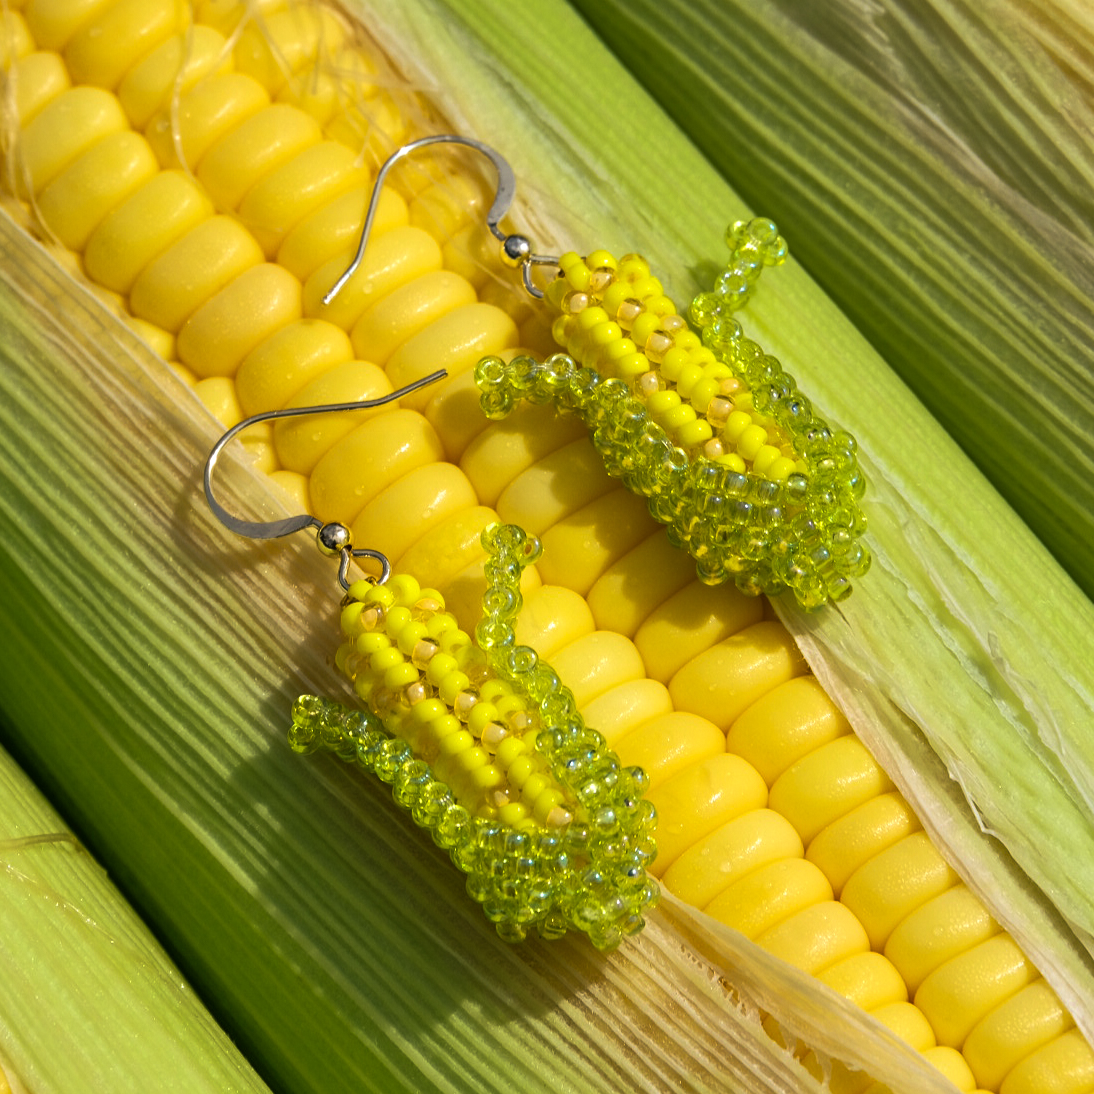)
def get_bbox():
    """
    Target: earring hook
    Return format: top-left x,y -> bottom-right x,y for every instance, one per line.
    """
203,369 -> 447,587
323,135 -> 559,305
